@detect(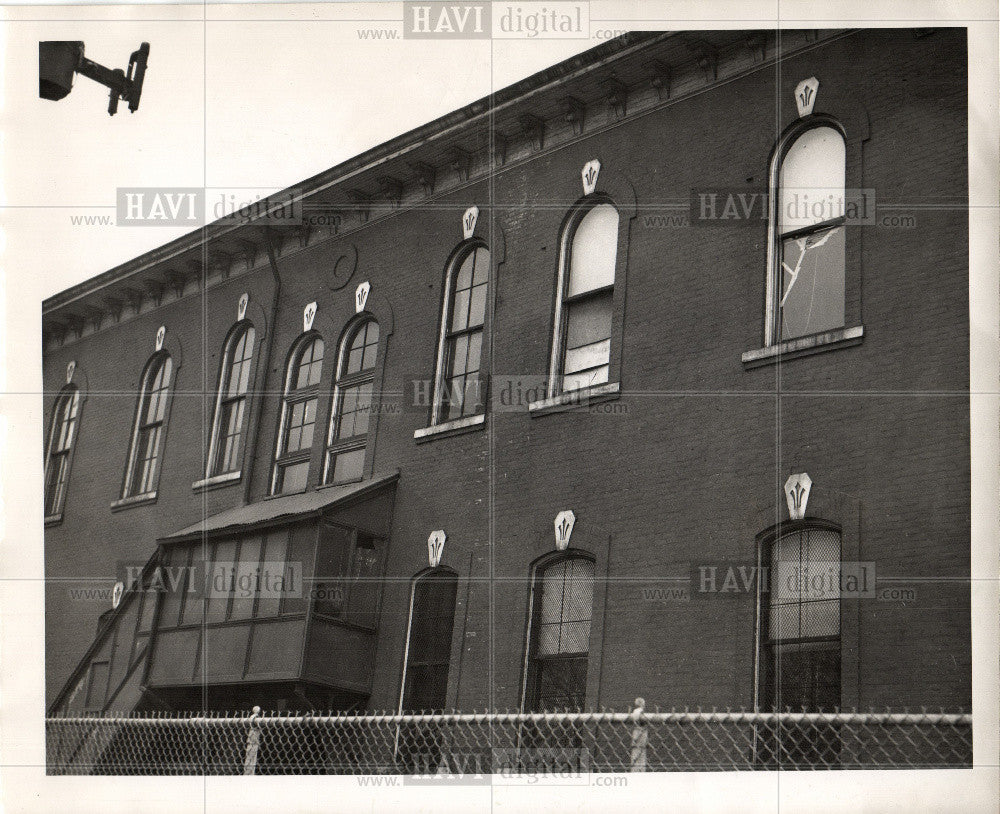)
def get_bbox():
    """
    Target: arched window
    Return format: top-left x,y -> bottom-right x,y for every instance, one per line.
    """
272,334 -> 323,494
524,553 -> 595,711
207,322 -> 256,478
768,124 -> 846,343
551,202 -> 619,393
432,243 -> 489,423
44,385 -> 81,517
758,524 -> 841,713
122,353 -> 173,498
399,568 -> 458,712
323,318 -> 380,485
